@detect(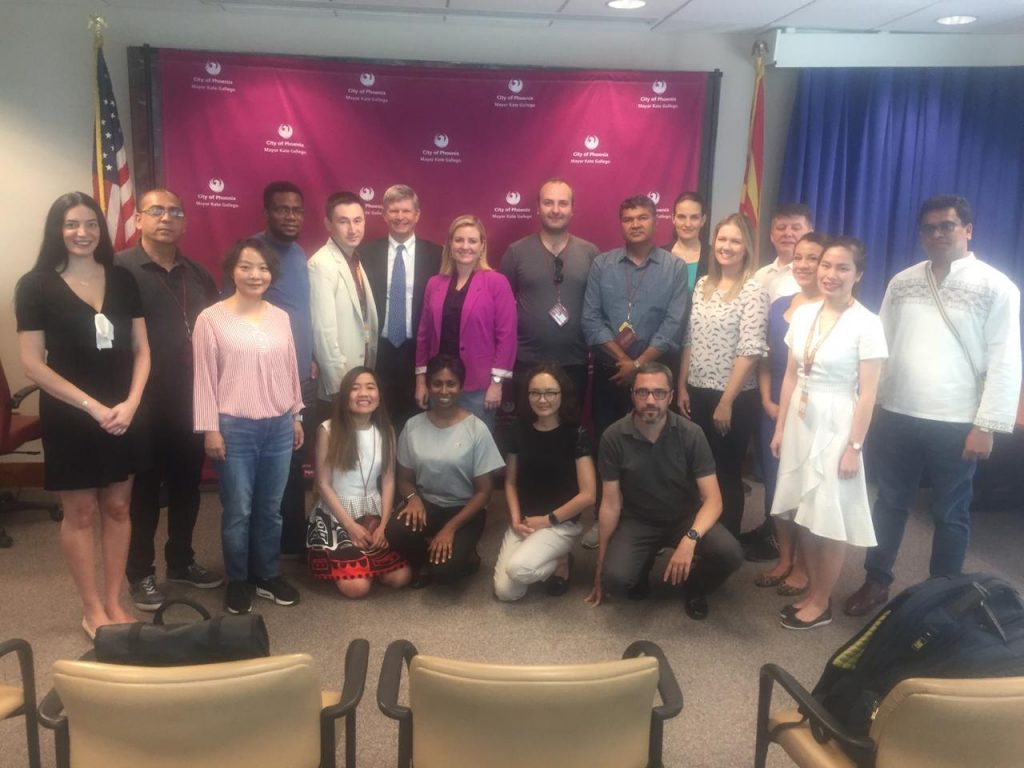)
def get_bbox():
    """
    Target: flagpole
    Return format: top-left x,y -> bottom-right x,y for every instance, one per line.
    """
89,15 -> 108,213
740,39 -> 767,249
